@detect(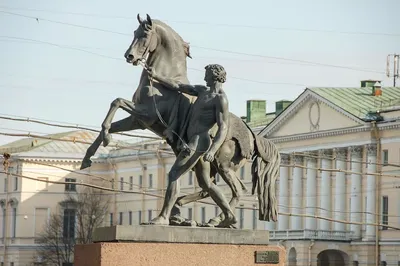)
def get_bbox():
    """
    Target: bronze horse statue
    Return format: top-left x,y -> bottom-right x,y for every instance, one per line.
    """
81,14 -> 280,226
